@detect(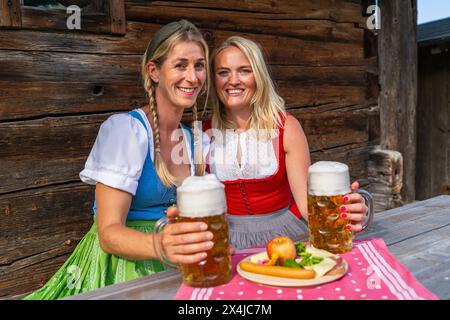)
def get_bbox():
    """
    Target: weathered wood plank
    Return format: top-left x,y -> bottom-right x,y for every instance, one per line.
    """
0,183 -> 93,298
0,51 -> 370,84
0,18 -> 366,56
362,195 -> 450,300
1,252 -> 73,299
269,64 -> 372,85
0,51 -> 370,86
0,21 -> 145,54
291,105 -> 371,153
0,50 -> 141,82
0,49 -> 373,120
66,268 -> 181,300
0,82 -> 370,121
0,157 -> 88,194
0,24 -> 366,66
0,183 -> 93,250
0,0 -> 21,28
20,6 -> 111,34
0,114 -> 110,193
0,21 -> 366,64
0,81 -> 370,121
278,82 -> 369,108
125,2 -> 364,42
388,225 -> 450,300
313,143 -> 371,186
361,195 -> 450,245
0,114 -> 109,158
227,32 -> 365,67
0,80 -> 144,121
125,0 -> 366,23
0,50 -> 144,120
363,195 -> 450,220
378,0 -> 417,203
